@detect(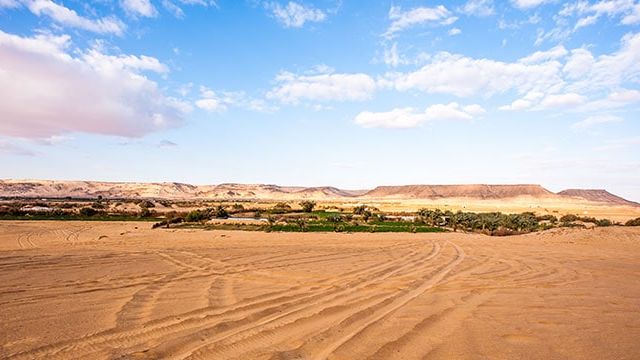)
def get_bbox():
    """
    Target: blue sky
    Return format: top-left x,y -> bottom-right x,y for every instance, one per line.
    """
1,0 -> 639,200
